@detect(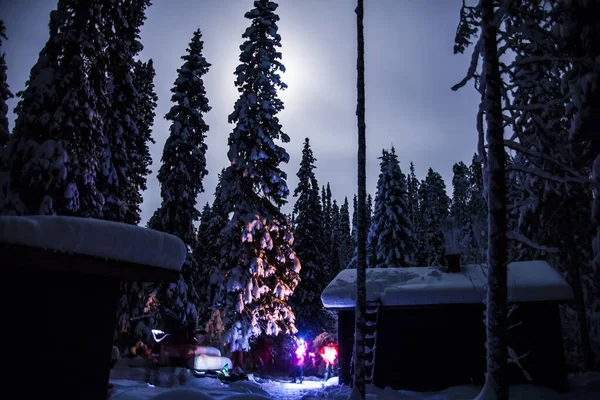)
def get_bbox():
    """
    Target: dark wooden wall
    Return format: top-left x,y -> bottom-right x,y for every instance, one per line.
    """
335,302 -> 569,392
337,309 -> 355,386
